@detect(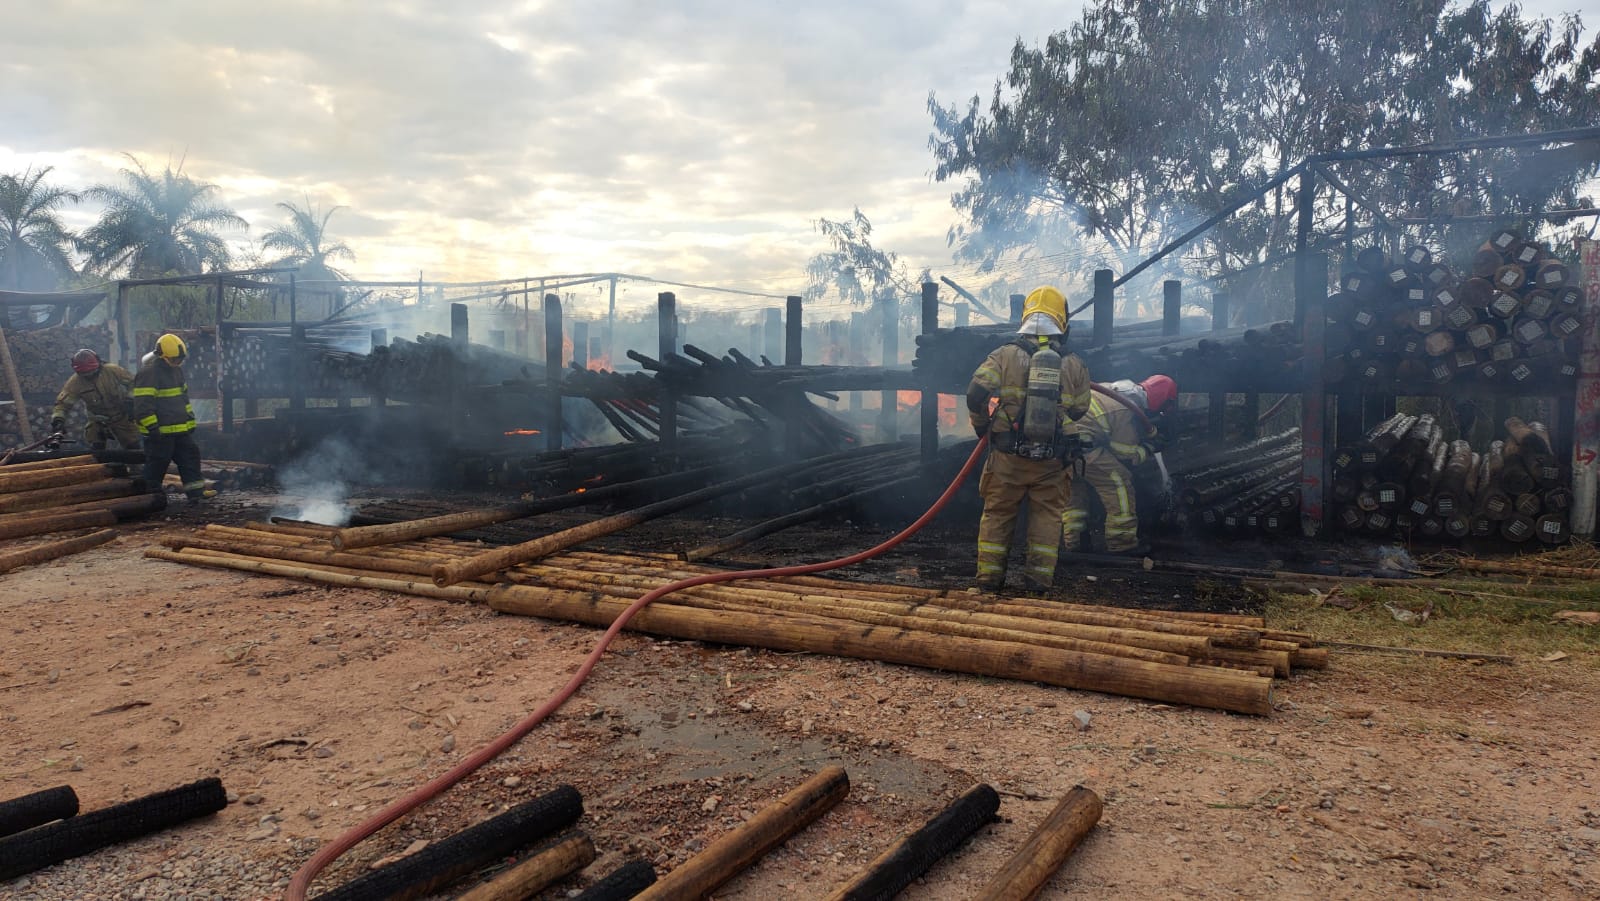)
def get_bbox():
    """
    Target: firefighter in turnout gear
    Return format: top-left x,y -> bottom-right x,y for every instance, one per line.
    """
134,334 -> 213,502
51,349 -> 141,450
966,286 -> 1092,592
1064,375 -> 1176,555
